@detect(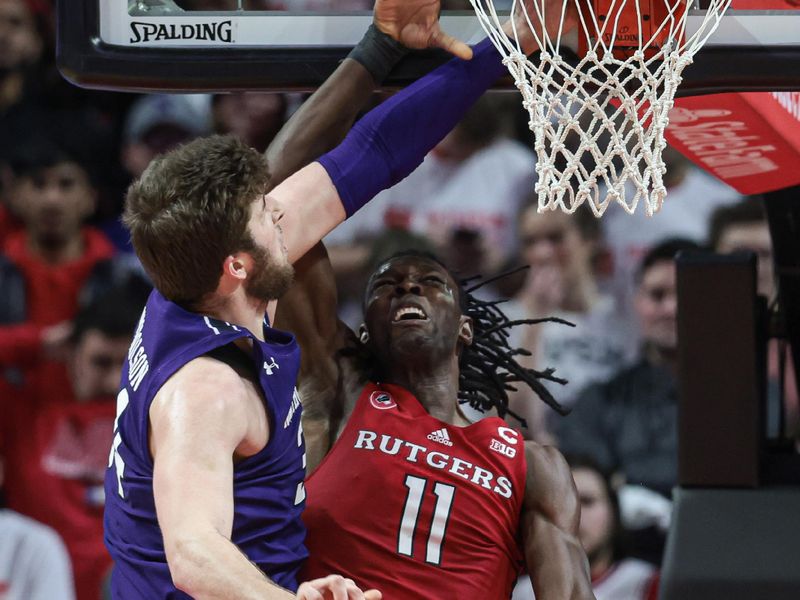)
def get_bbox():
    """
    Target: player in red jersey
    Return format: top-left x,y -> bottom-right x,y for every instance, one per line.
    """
277,247 -> 594,598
